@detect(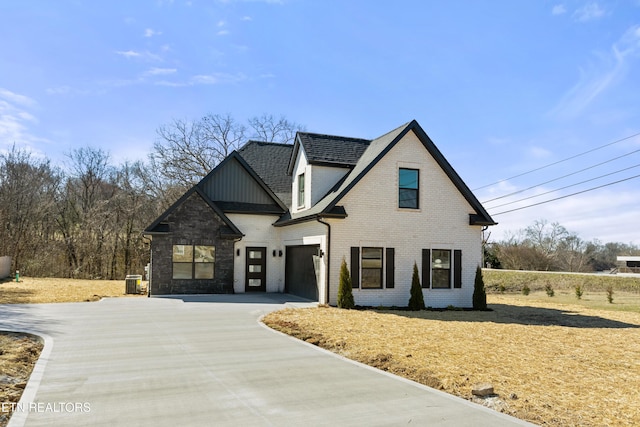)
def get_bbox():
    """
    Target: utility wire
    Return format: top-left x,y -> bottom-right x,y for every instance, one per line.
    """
490,173 -> 640,216
482,147 -> 640,204
486,163 -> 640,210
473,131 -> 640,191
